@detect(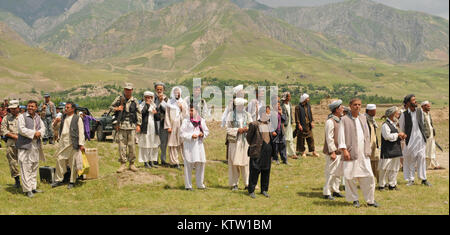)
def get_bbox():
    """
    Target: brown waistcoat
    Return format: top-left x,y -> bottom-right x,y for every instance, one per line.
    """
341,113 -> 371,160
323,117 -> 341,155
